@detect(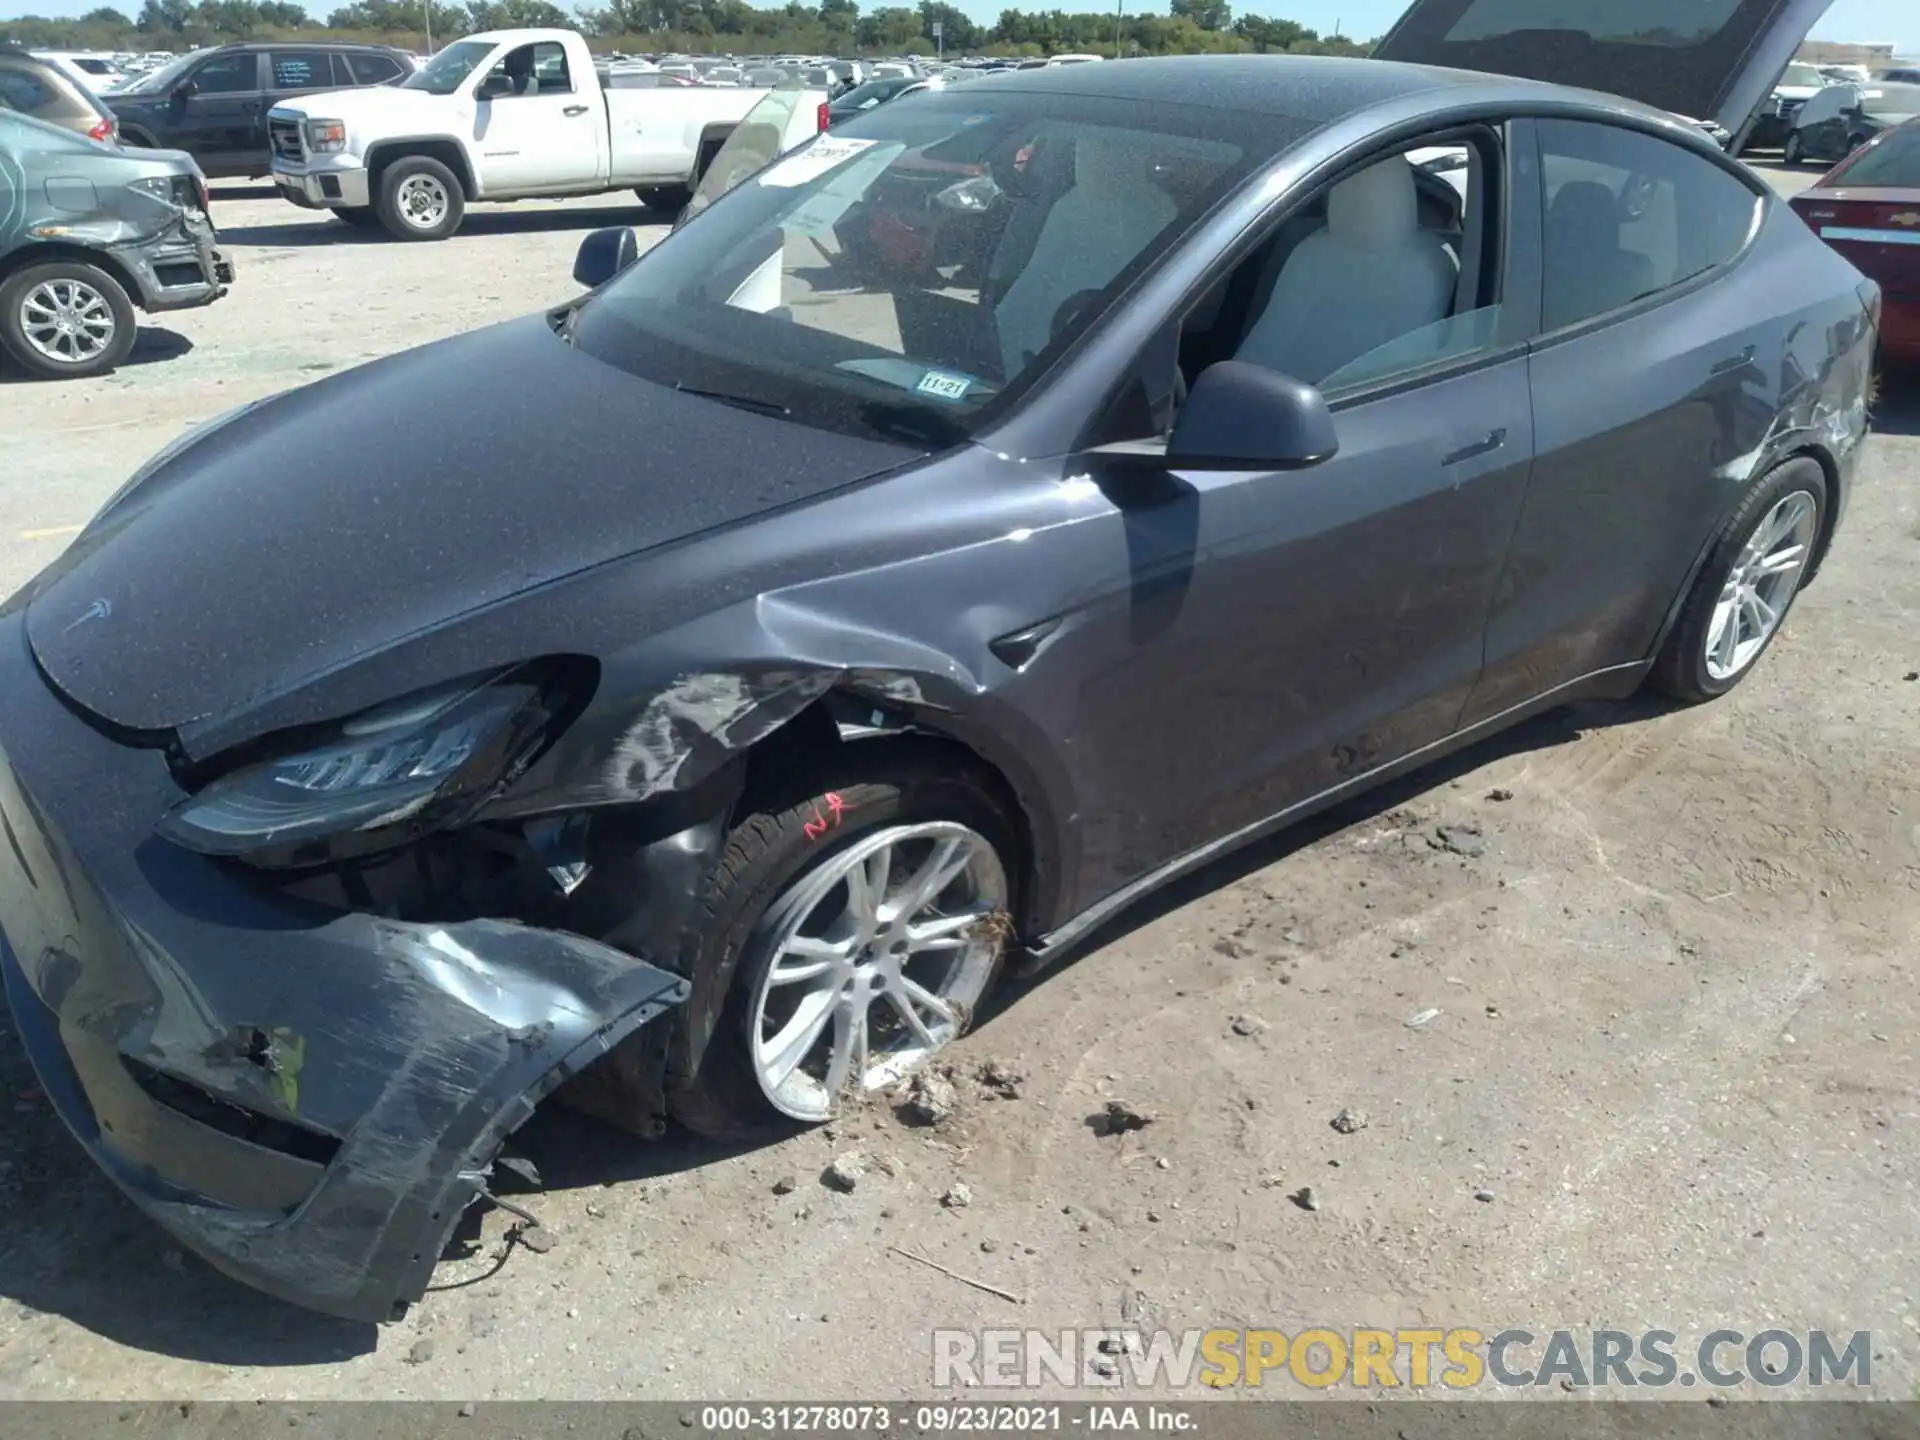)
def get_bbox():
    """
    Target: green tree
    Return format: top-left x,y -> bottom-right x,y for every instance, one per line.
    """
1168,0 -> 1228,31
